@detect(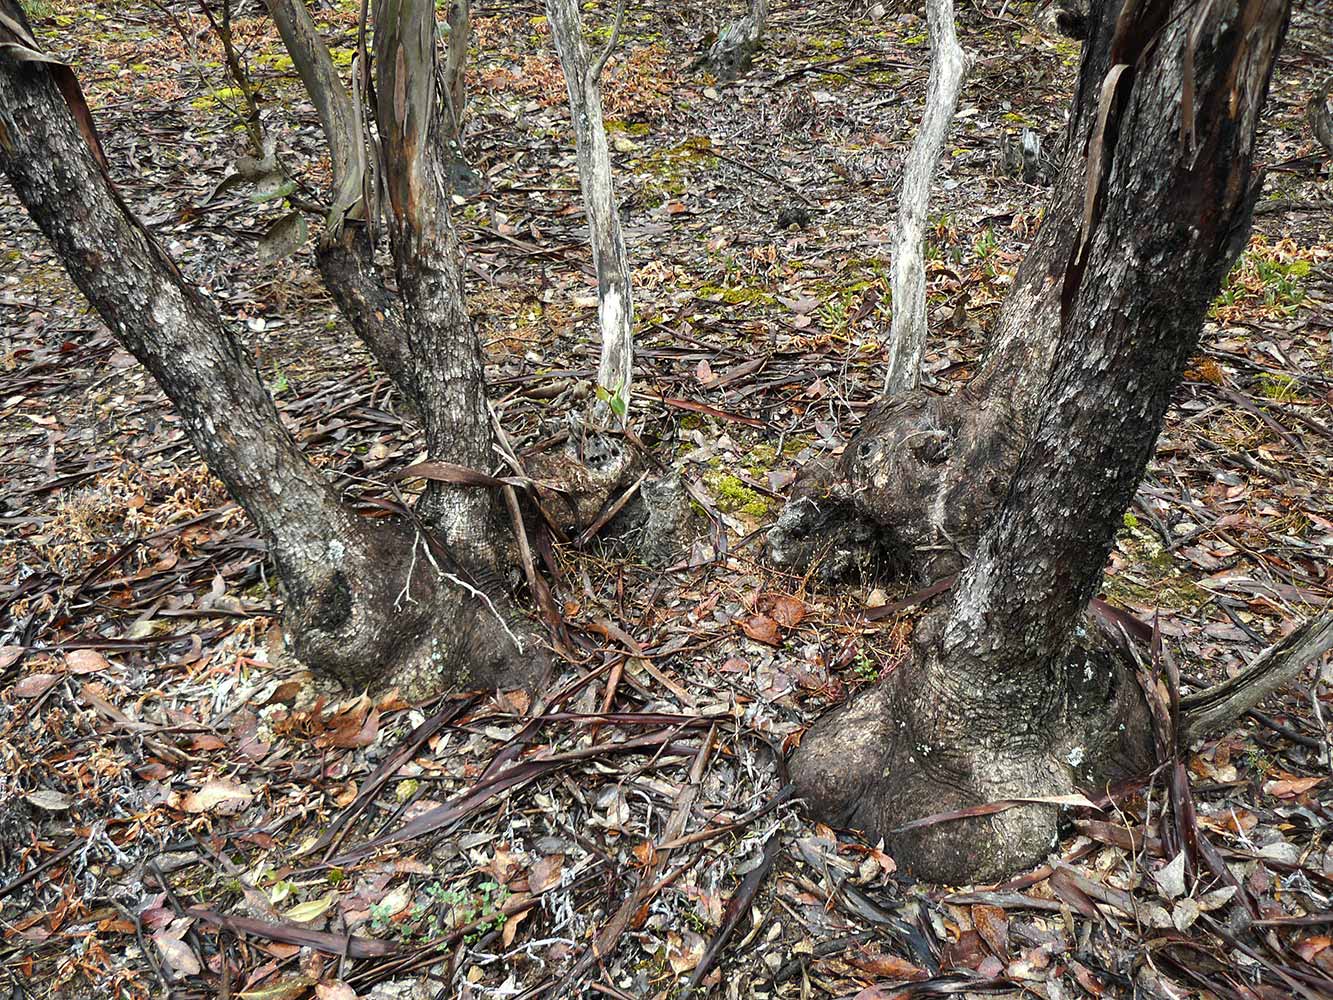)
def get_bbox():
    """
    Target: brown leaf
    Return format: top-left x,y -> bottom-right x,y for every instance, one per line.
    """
65,649 -> 109,674
13,673 -> 59,698
740,615 -> 781,646
178,779 -> 253,815
1263,775 -> 1323,798
762,593 -> 806,628
0,646 -> 24,670
529,854 -> 565,895
847,947 -> 928,980
971,903 -> 1010,957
